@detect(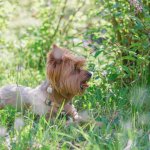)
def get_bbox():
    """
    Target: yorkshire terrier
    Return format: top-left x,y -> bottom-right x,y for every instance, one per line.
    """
0,45 -> 92,122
